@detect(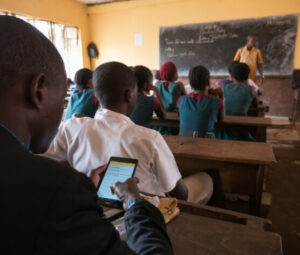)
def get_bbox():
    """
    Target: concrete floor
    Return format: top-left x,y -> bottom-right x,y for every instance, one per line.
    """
266,127 -> 300,254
